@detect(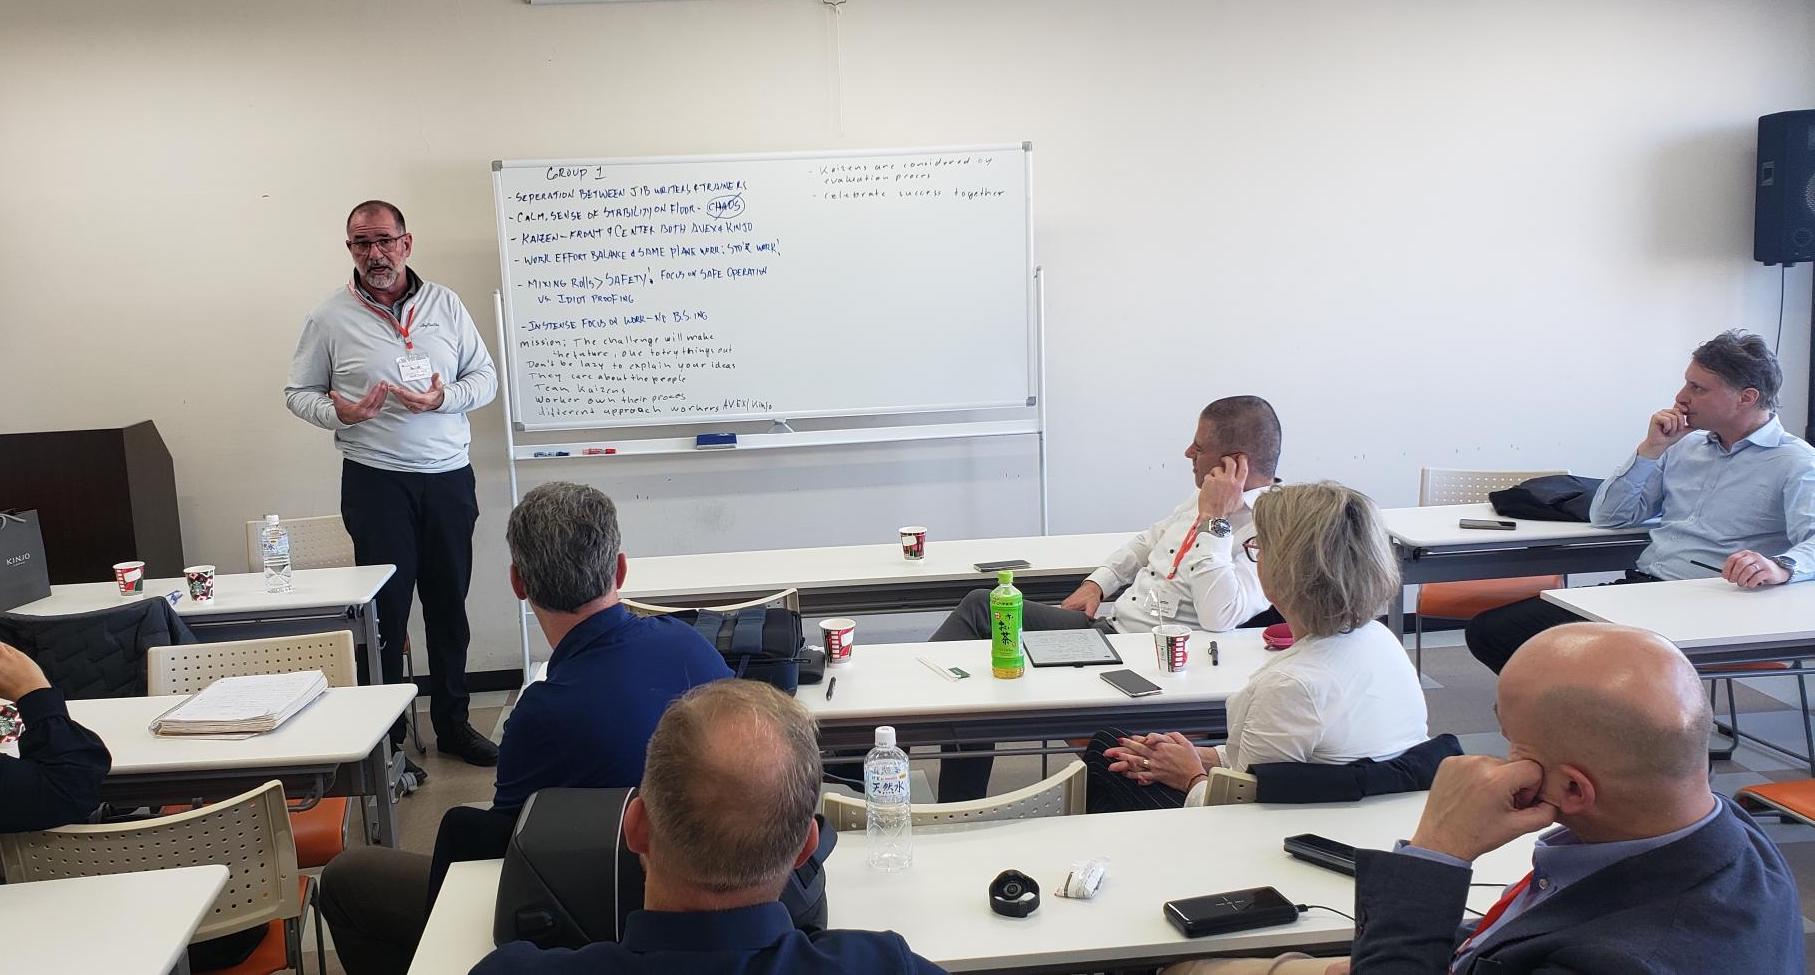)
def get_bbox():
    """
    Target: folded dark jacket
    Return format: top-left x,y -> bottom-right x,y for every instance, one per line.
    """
0,686 -> 112,833
1249,734 -> 1461,804
1489,475 -> 1604,523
